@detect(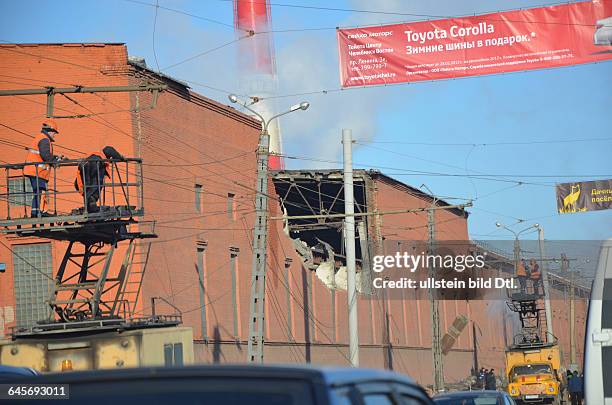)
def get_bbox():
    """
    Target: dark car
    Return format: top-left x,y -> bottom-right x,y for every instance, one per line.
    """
0,365 -> 37,381
3,364 -> 433,404
433,390 -> 516,405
